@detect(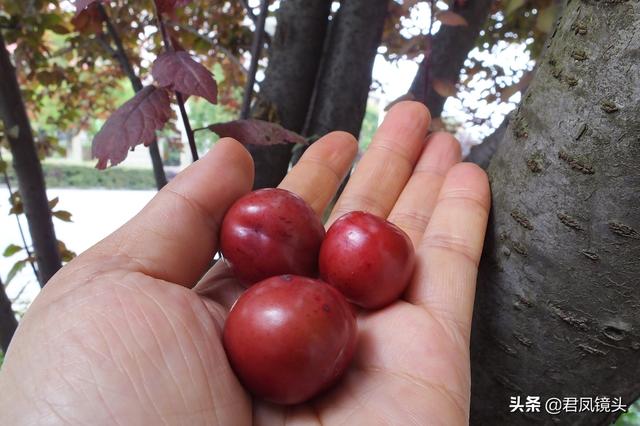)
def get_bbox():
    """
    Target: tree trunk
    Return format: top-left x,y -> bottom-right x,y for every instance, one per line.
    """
305,0 -> 390,138
0,277 -> 17,353
0,32 -> 61,287
248,0 -> 332,189
410,0 -> 493,118
465,113 -> 511,169
471,1 -> 640,424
